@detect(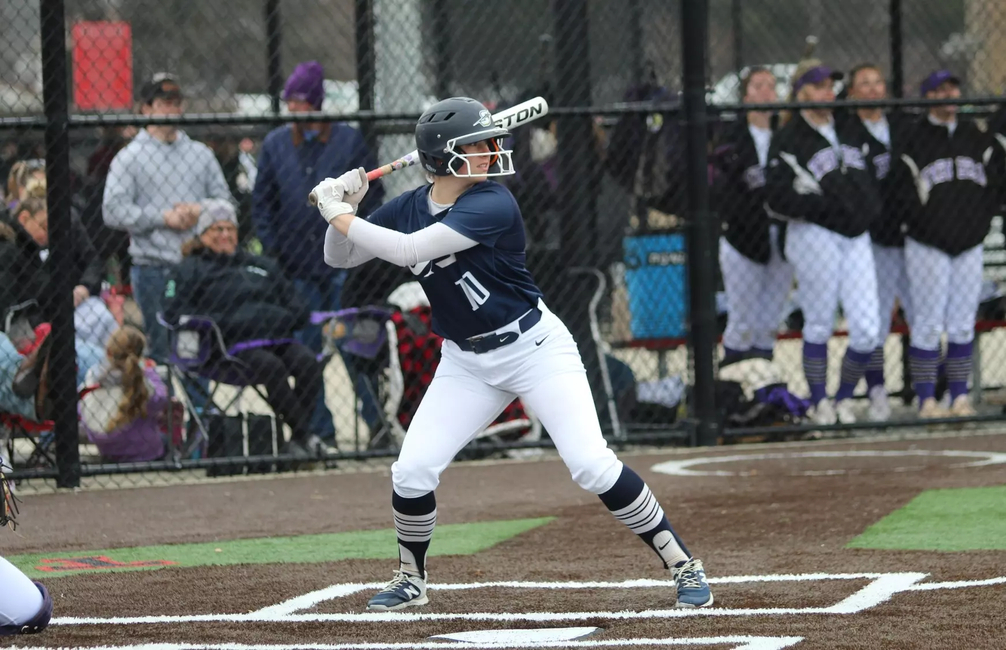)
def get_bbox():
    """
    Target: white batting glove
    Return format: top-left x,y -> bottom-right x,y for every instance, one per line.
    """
312,179 -> 355,223
338,167 -> 370,209
318,198 -> 355,224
